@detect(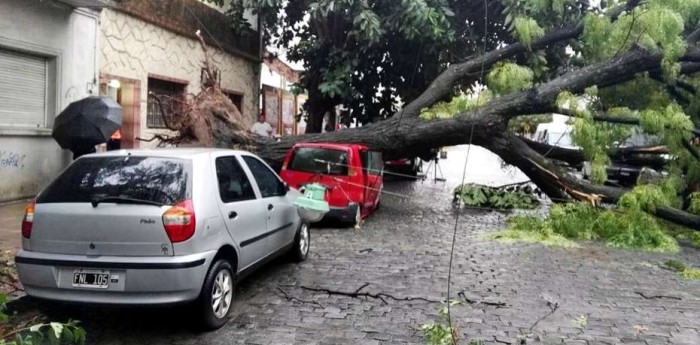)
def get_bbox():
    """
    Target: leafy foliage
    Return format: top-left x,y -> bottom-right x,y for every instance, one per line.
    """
490,215 -> 577,247
664,260 -> 700,280
420,301 -> 472,345
453,184 -> 539,210
0,294 -> 85,345
419,92 -> 492,120
492,182 -> 683,252
486,62 -> 534,95
210,0 -> 513,128
513,17 -> 545,48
